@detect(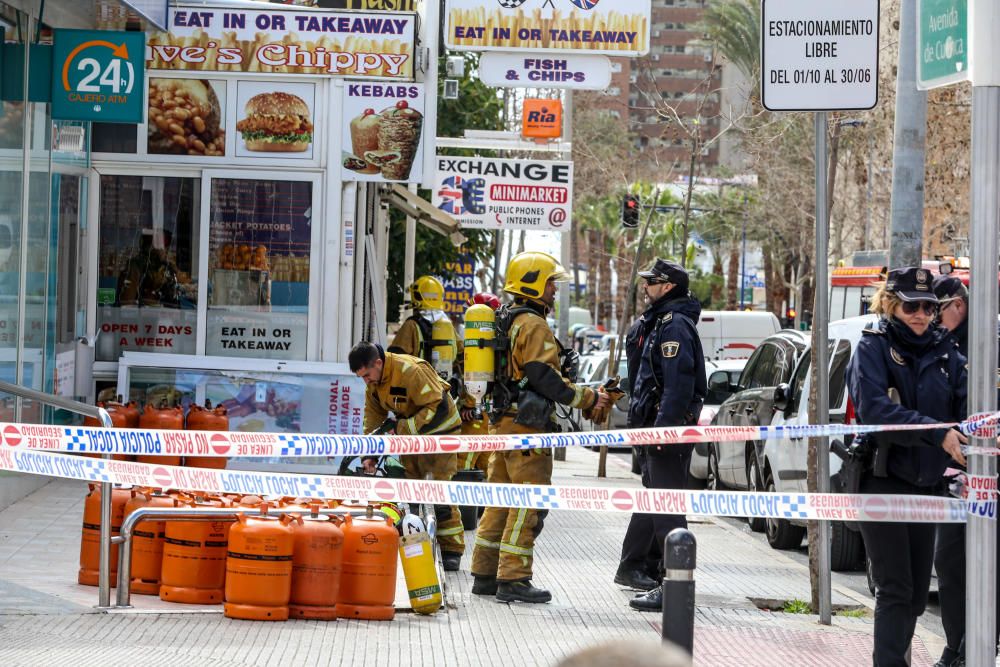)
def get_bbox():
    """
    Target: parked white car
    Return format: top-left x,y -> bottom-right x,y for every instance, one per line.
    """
689,359 -> 749,482
756,315 -> 878,569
